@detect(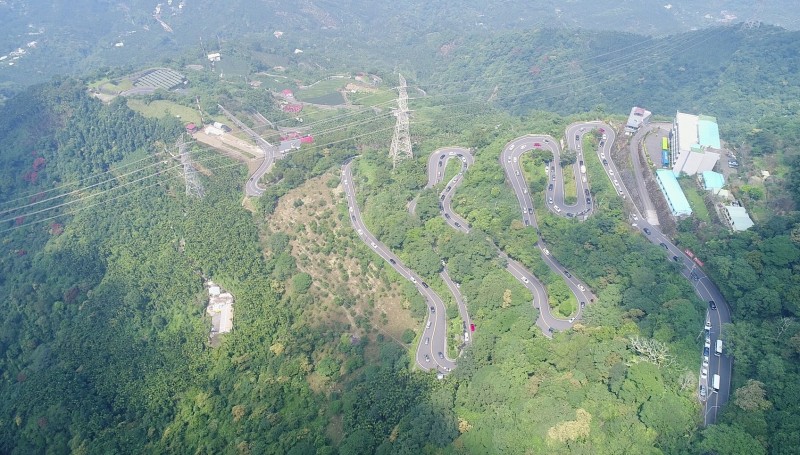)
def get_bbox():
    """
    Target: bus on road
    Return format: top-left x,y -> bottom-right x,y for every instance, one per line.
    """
715,339 -> 722,356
